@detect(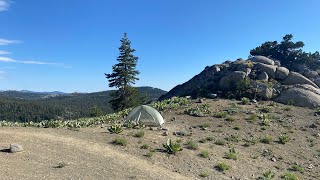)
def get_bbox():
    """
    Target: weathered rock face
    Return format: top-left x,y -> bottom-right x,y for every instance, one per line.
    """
275,67 -> 289,80
254,63 -> 277,79
314,78 -> 320,87
218,71 -> 246,90
249,56 -> 275,65
275,85 -> 320,107
160,57 -> 320,108
258,72 -> 269,81
282,71 -> 318,88
303,70 -> 318,79
252,82 -> 273,100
